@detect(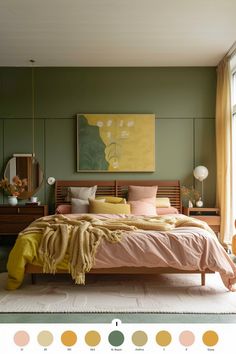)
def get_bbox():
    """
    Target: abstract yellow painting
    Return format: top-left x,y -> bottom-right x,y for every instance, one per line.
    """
77,114 -> 155,172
